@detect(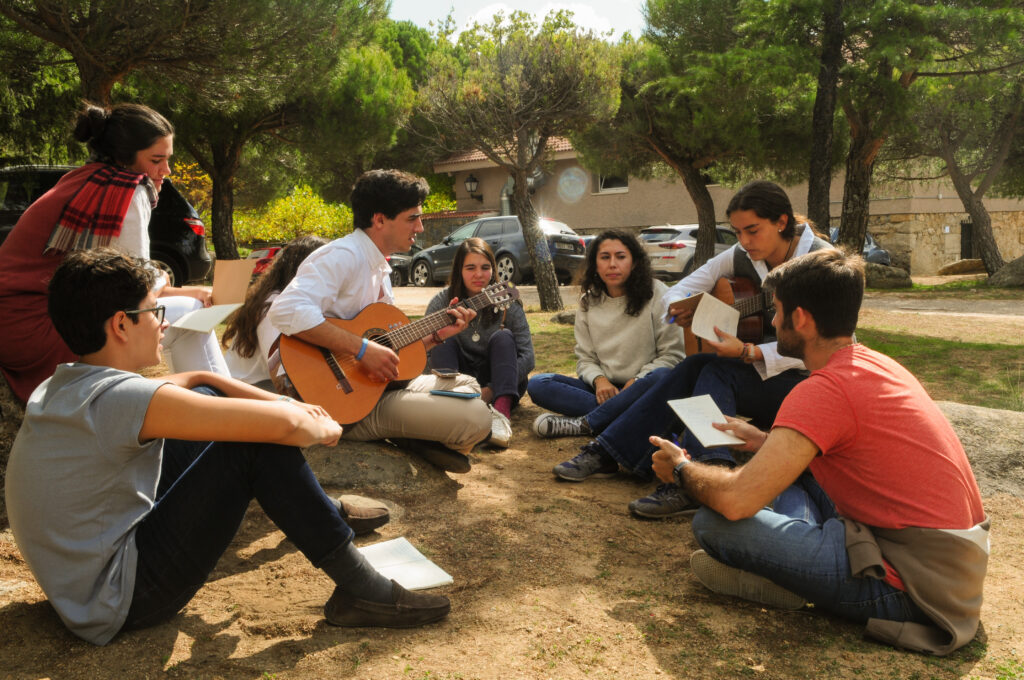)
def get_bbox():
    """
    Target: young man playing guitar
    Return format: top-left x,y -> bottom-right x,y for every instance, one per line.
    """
268,169 -> 491,473
551,181 -> 832,518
